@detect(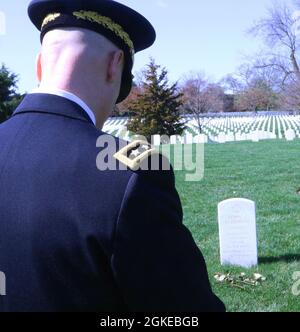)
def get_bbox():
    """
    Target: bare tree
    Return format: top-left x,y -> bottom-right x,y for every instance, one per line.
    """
279,80 -> 300,109
221,64 -> 280,112
249,1 -> 300,85
181,73 -> 225,133
221,74 -> 243,94
235,81 -> 278,112
205,84 -> 225,113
